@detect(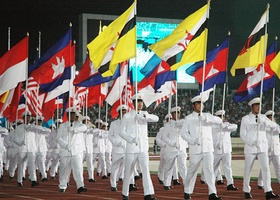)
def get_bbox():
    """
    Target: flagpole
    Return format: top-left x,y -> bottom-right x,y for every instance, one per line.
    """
271,36 -> 277,120
7,27 -> 11,129
211,84 -> 216,115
